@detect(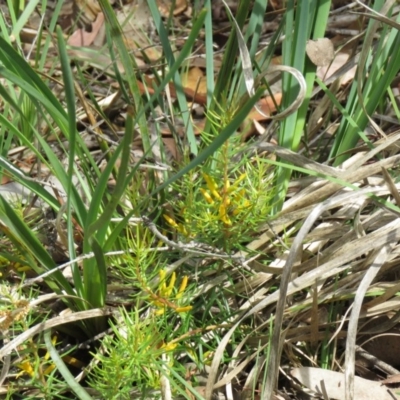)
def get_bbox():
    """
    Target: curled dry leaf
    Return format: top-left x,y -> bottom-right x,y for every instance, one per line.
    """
157,0 -> 188,16
67,12 -> 105,47
306,38 -> 335,67
73,0 -> 101,26
181,67 -> 208,97
291,367 -> 400,400
247,93 -> 282,121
